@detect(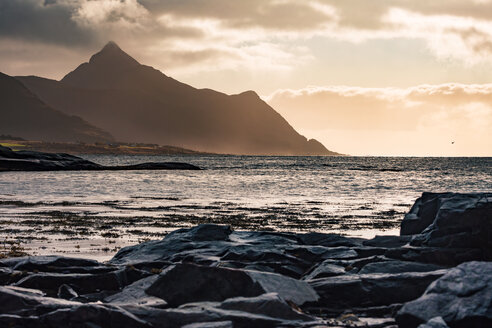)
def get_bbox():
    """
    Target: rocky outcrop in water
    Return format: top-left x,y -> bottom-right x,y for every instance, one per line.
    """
0,145 -> 200,171
0,192 -> 490,327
